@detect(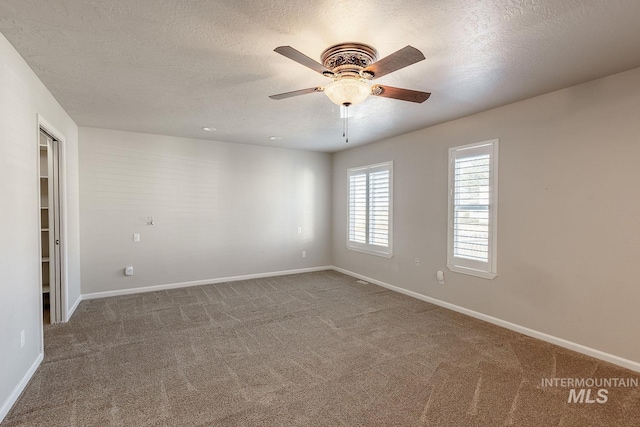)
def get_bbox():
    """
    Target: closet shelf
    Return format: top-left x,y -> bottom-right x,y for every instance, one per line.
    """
42,257 -> 50,262
42,285 -> 50,293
